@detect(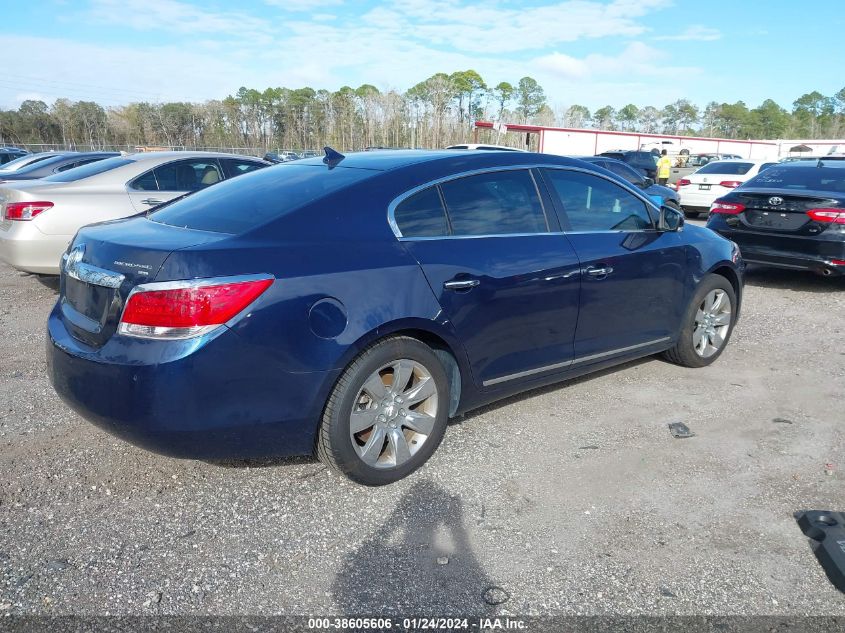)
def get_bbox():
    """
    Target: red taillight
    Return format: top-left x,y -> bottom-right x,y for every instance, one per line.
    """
5,201 -> 53,221
119,277 -> 273,339
678,179 -> 691,187
710,200 -> 746,215
807,208 -> 845,224
719,181 -> 742,189
831,259 -> 845,266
